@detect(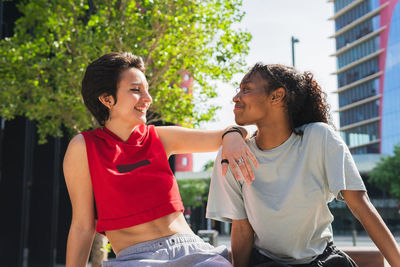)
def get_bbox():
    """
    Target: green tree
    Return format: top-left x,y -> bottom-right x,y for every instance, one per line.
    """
369,144 -> 400,200
202,159 -> 215,171
0,0 -> 251,143
177,178 -> 210,208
